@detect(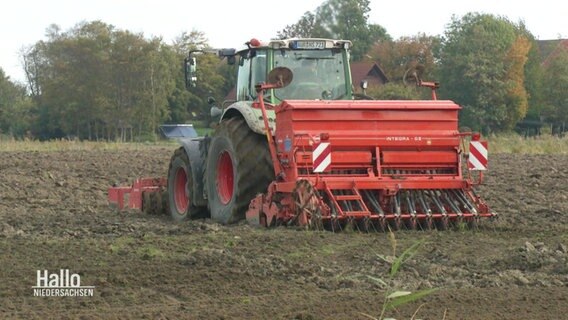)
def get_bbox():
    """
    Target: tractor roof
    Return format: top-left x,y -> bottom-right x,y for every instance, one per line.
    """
235,38 -> 352,53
